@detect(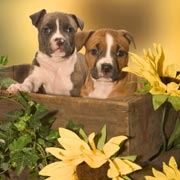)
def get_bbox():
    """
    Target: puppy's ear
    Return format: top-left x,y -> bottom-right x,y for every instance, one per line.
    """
70,14 -> 84,30
30,9 -> 46,28
75,31 -> 94,51
119,30 -> 136,49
